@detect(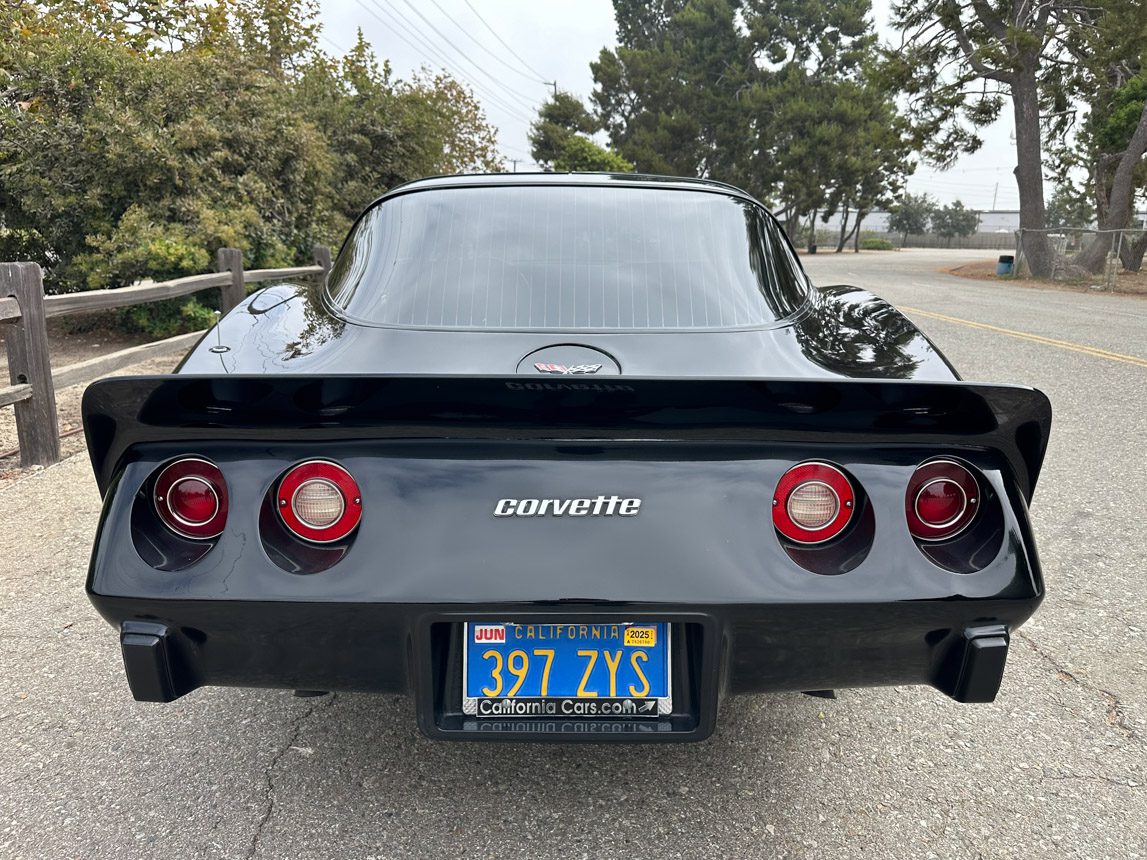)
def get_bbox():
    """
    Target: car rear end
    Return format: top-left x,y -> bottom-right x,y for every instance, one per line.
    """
84,374 -> 1050,742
